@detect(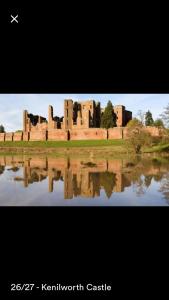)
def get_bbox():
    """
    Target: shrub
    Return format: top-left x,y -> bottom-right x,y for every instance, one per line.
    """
126,127 -> 152,154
